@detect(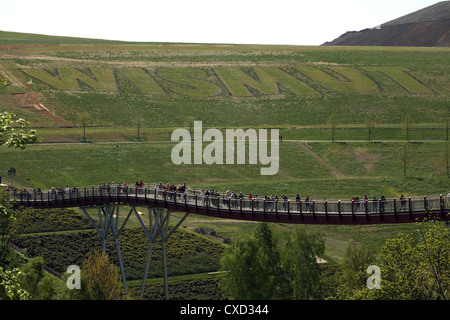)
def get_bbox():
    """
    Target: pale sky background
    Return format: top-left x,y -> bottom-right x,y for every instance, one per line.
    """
0,0 -> 443,45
